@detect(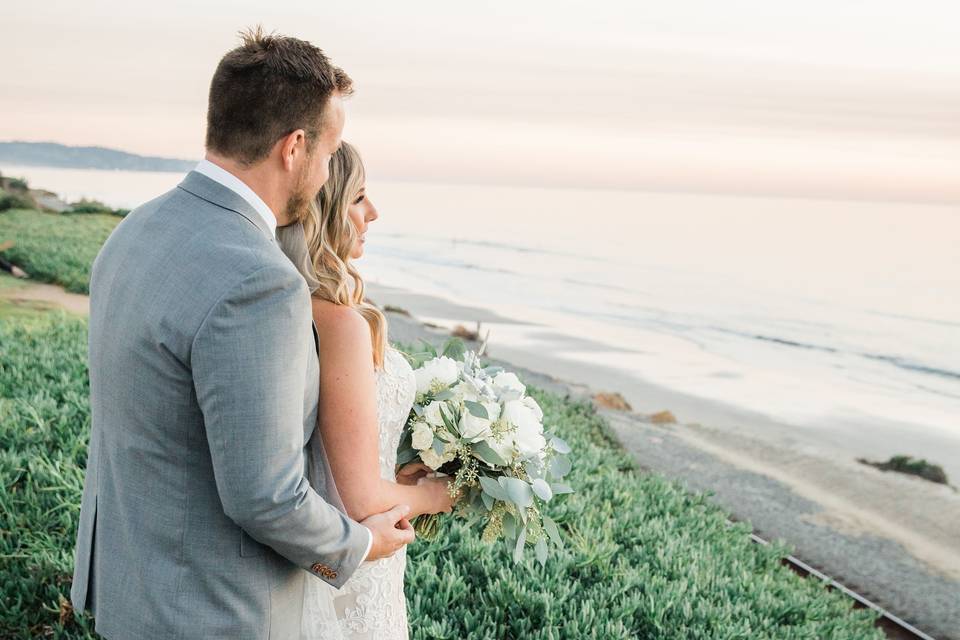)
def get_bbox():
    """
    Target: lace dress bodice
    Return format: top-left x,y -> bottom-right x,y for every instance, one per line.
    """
302,347 -> 416,640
